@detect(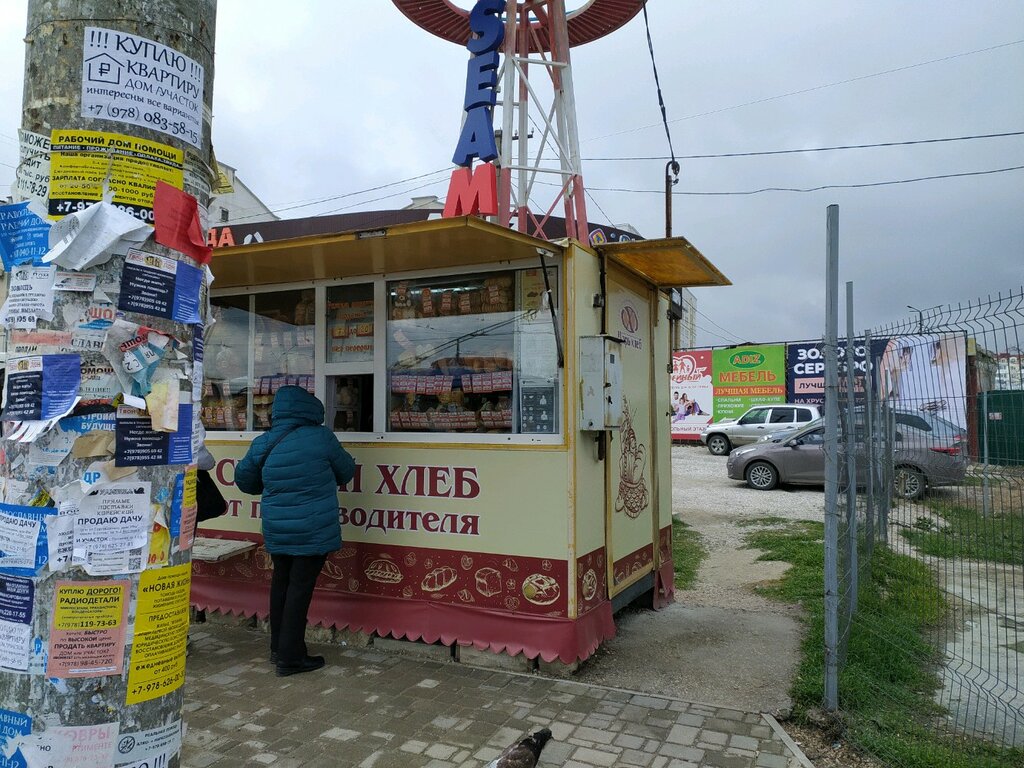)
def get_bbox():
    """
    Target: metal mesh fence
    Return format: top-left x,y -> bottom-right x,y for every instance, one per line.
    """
829,288 -> 1024,763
